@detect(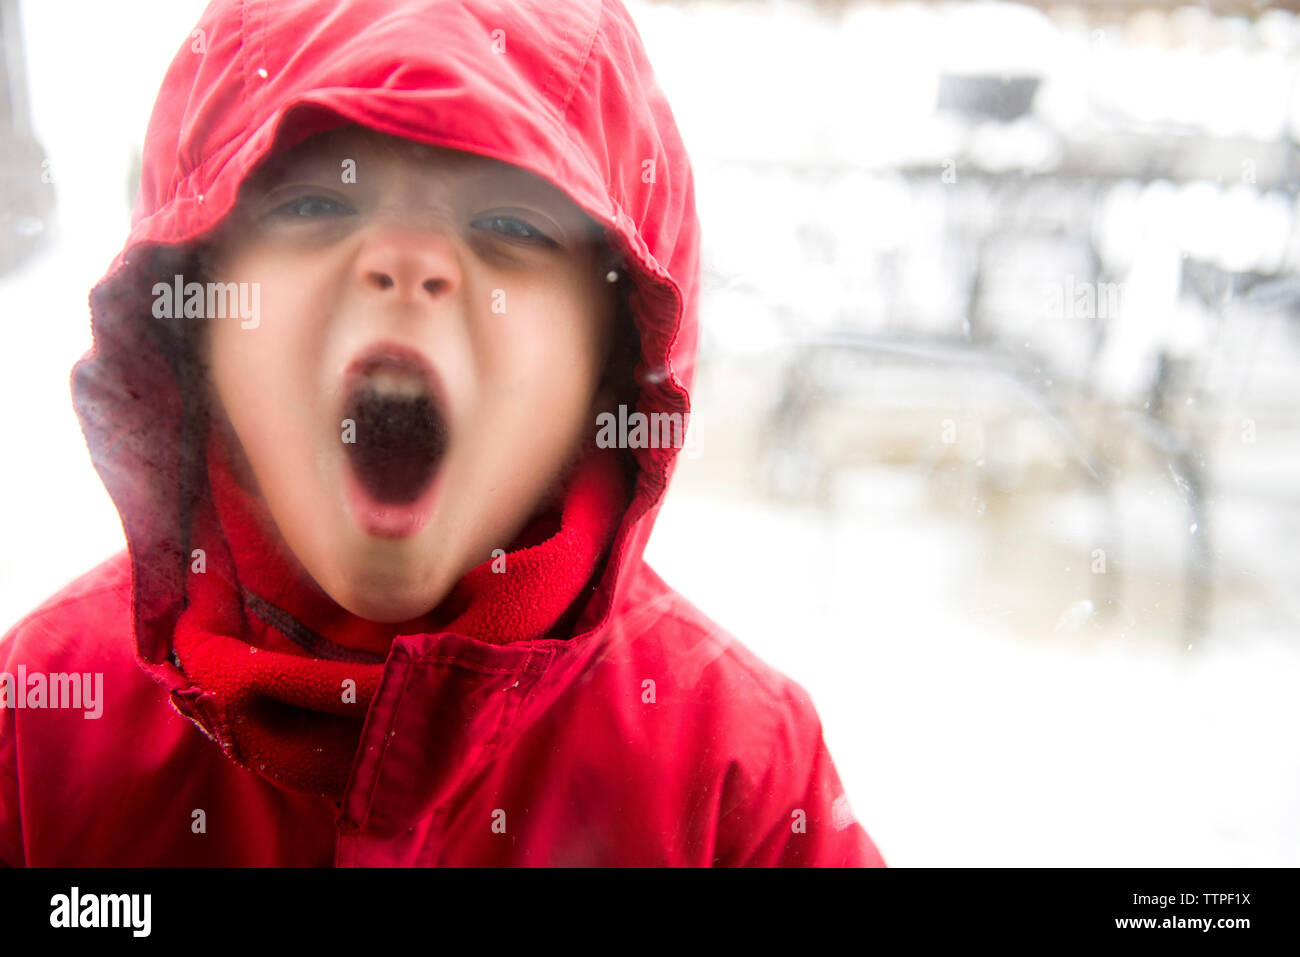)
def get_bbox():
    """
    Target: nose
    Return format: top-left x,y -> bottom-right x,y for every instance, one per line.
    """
354,224 -> 460,303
